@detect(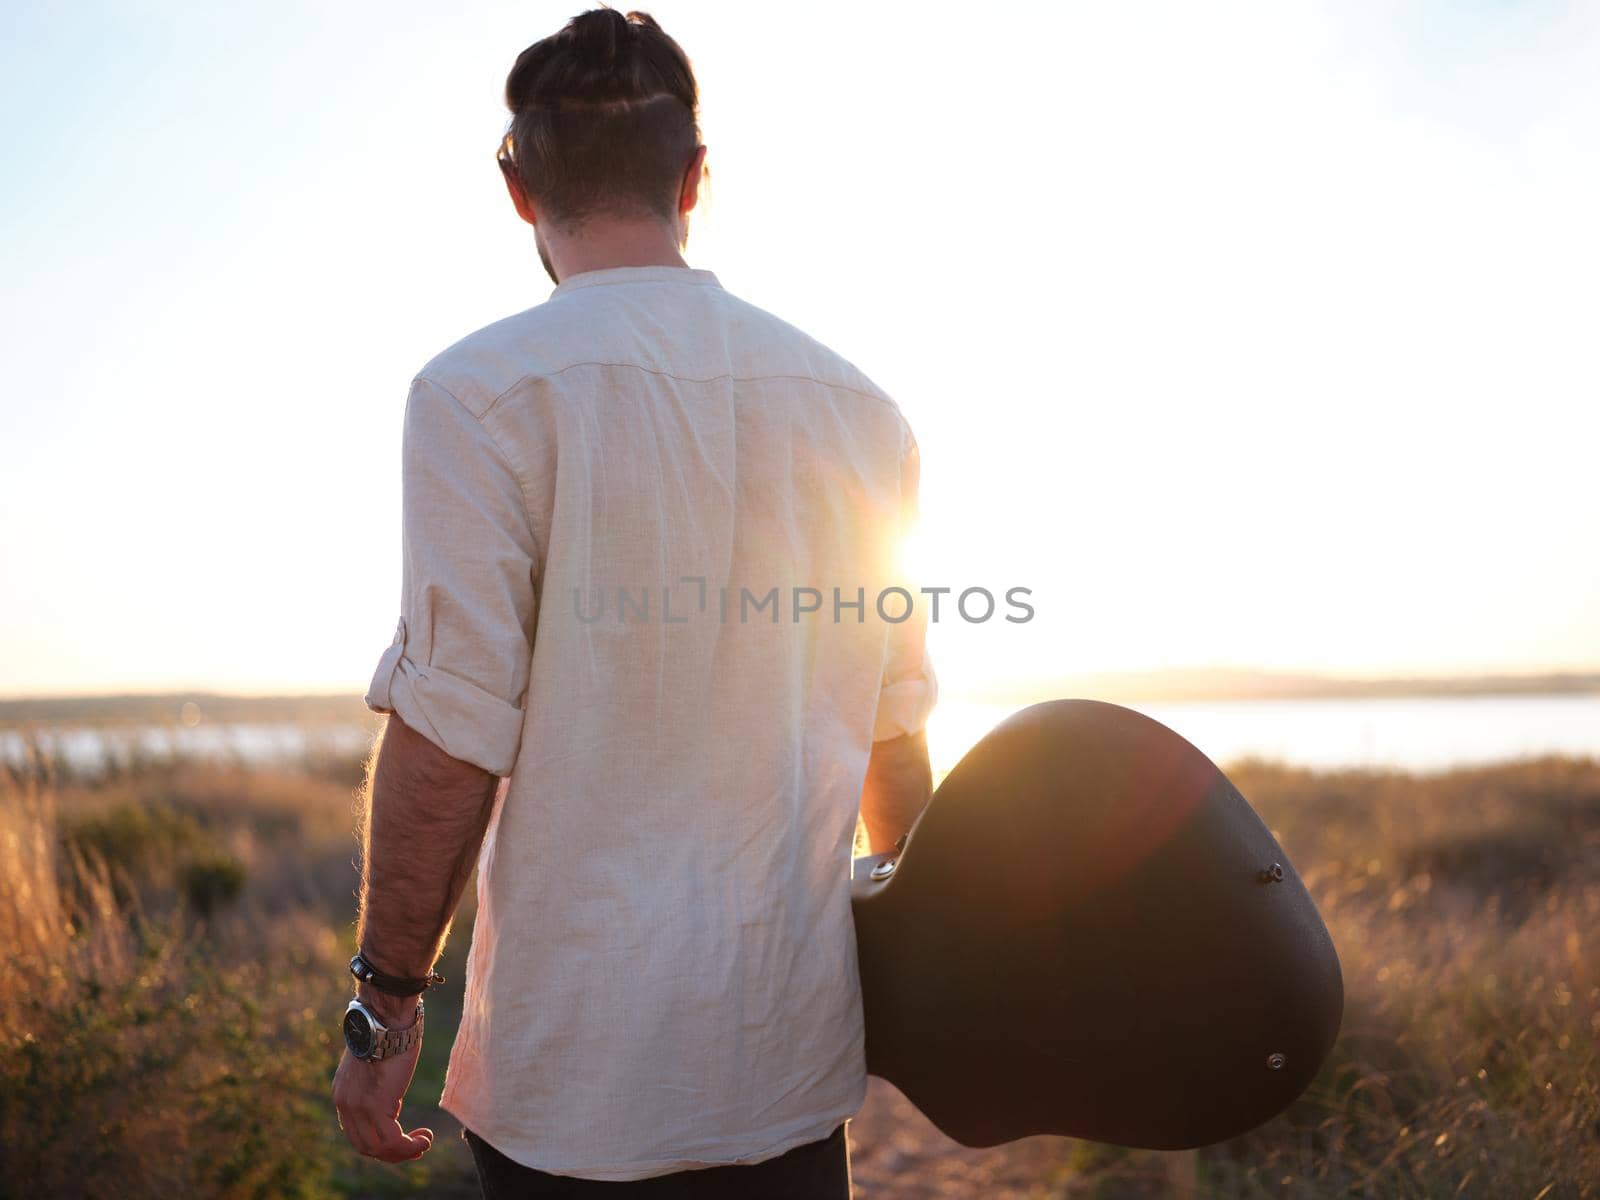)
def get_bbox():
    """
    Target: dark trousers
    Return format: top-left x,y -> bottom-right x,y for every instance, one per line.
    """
465,1124 -> 852,1199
